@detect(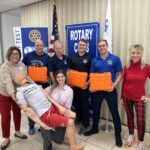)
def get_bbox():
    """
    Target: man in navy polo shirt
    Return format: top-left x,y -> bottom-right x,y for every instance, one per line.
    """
49,40 -> 70,83
84,39 -> 123,147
